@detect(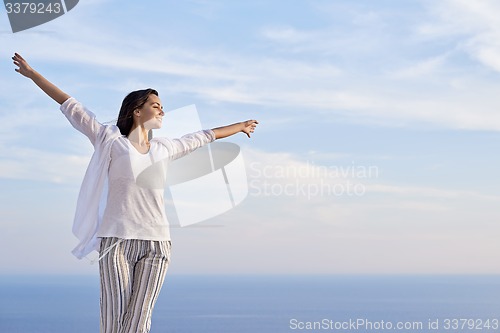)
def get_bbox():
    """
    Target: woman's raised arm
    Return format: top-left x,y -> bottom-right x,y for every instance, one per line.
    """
12,53 -> 70,105
212,120 -> 258,139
